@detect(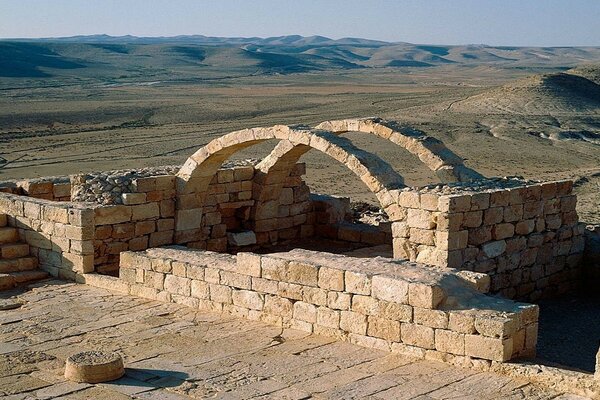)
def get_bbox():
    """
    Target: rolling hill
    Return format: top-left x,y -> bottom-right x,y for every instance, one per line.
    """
1,35 -> 600,81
